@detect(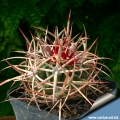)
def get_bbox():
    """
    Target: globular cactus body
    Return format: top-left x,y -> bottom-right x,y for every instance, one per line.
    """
0,11 -> 111,119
